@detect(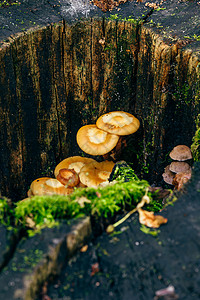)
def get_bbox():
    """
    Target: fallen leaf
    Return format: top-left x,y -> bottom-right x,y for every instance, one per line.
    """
75,196 -> 91,208
155,284 -> 175,297
80,245 -> 88,252
96,191 -> 101,198
26,216 -> 36,228
92,0 -> 128,12
91,262 -> 100,276
138,208 -> 168,228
